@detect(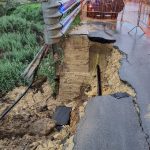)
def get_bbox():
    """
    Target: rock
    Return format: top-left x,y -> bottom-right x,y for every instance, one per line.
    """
63,135 -> 74,150
53,106 -> 72,126
111,92 -> 130,99
79,106 -> 85,119
35,140 -> 56,150
29,118 -> 55,136
36,105 -> 48,112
